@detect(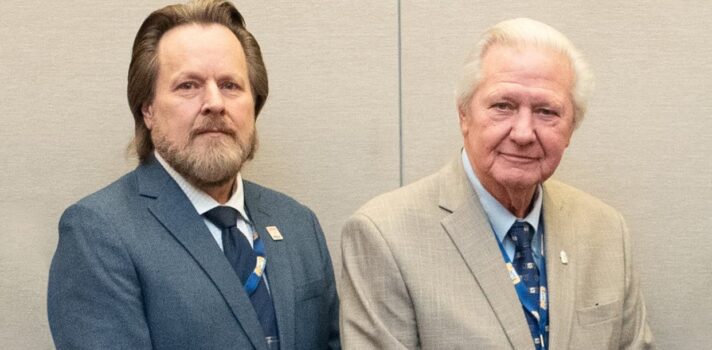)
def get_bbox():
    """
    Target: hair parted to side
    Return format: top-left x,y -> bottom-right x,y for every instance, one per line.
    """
455,18 -> 594,128
127,0 -> 268,162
